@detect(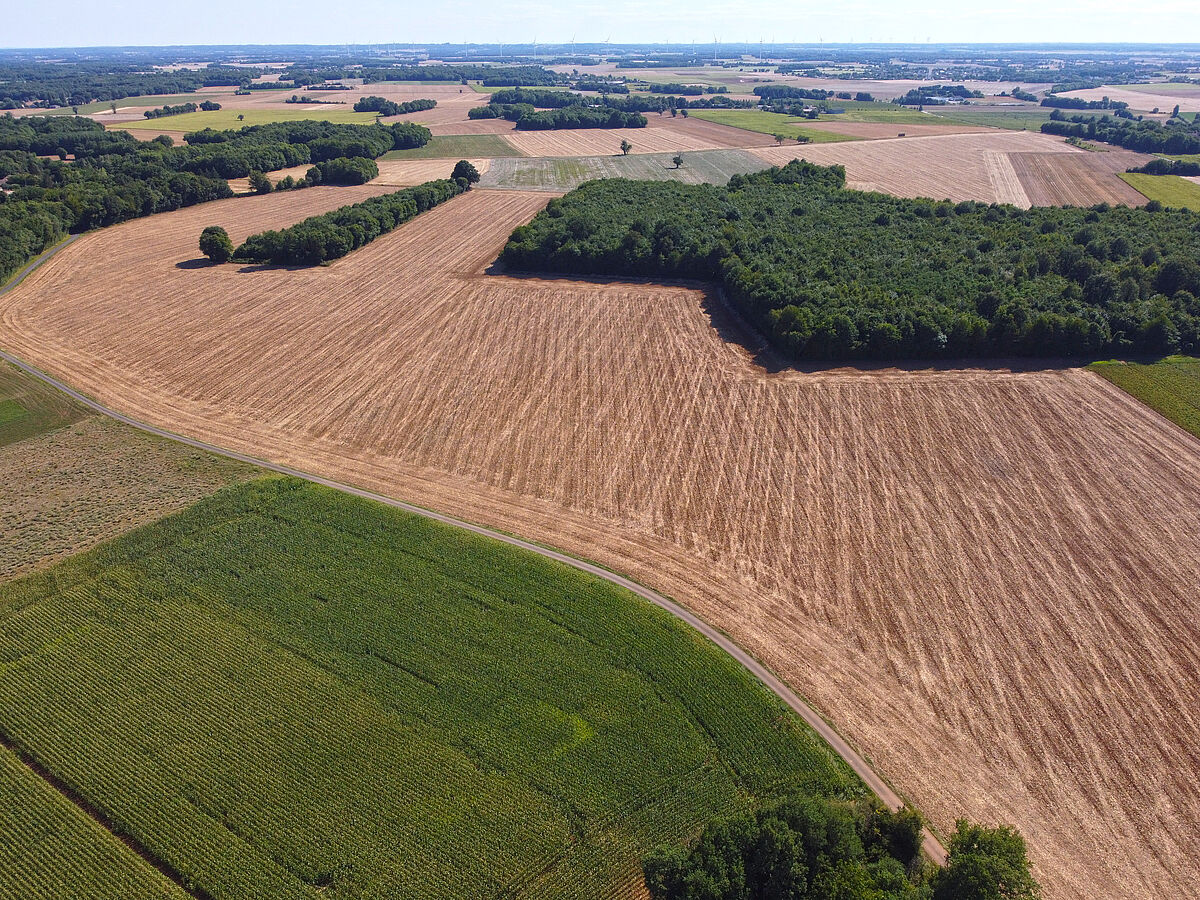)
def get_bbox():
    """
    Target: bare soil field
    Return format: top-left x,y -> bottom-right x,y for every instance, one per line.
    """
799,121 -> 994,139
2,188 -> 1199,900
751,131 -> 1148,206
1009,149 -> 1150,206
1058,85 -> 1200,113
